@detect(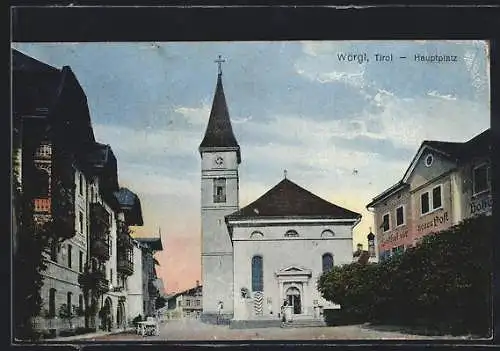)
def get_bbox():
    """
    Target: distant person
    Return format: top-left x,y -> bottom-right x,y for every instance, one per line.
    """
280,300 -> 288,327
217,301 -> 223,325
